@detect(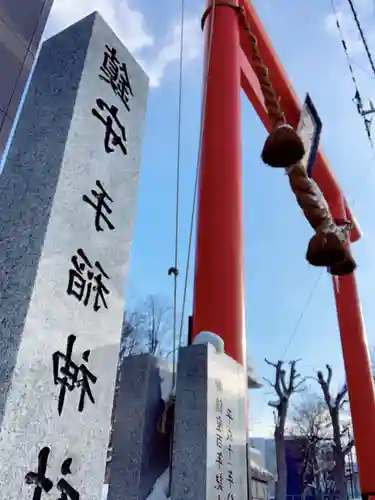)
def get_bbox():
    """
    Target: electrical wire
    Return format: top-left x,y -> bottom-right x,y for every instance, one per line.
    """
170,0 -> 185,389
350,59 -> 375,79
280,1 -> 375,358
280,147 -> 375,360
281,271 -> 324,360
172,0 -> 375,363
330,0 -> 374,148
167,3 -> 187,488
346,0 -> 375,77
167,5 -> 219,492
330,0 -> 358,89
177,0 -> 218,351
